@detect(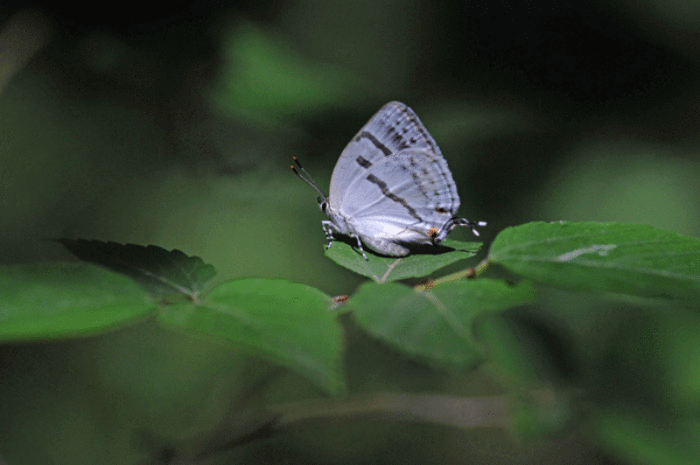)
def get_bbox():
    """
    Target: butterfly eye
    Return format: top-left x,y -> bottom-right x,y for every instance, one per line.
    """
318,198 -> 328,212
